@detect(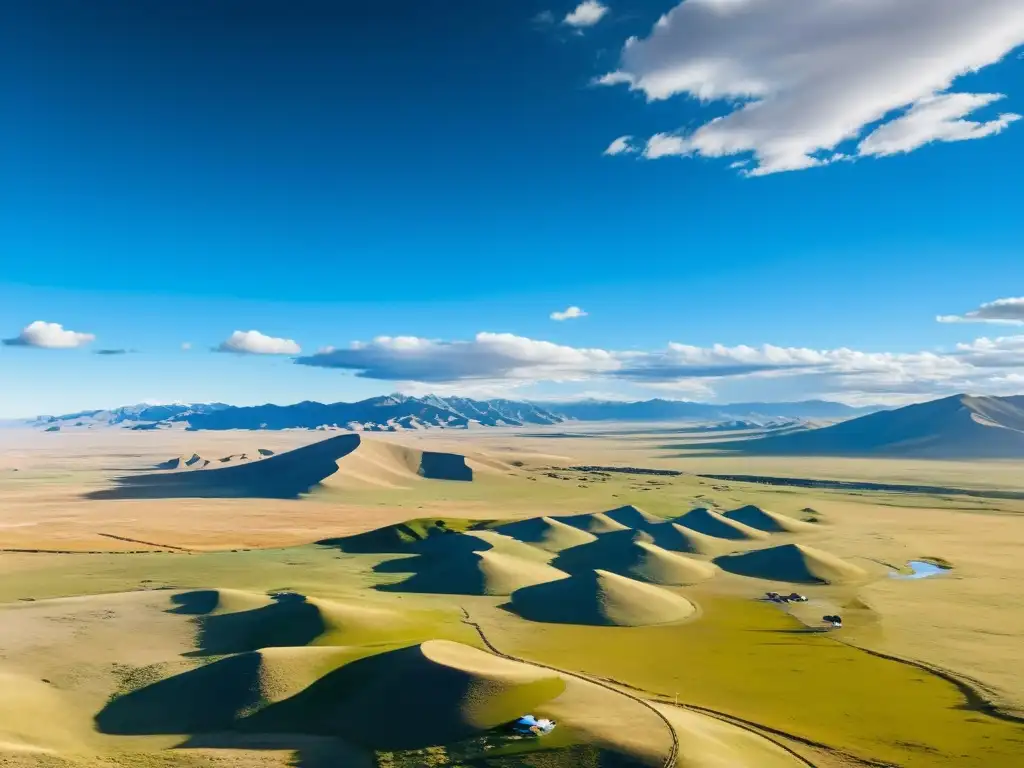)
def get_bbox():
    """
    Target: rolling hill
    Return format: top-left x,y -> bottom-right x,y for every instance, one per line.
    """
86,433 -> 474,499
721,394 -> 1024,458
